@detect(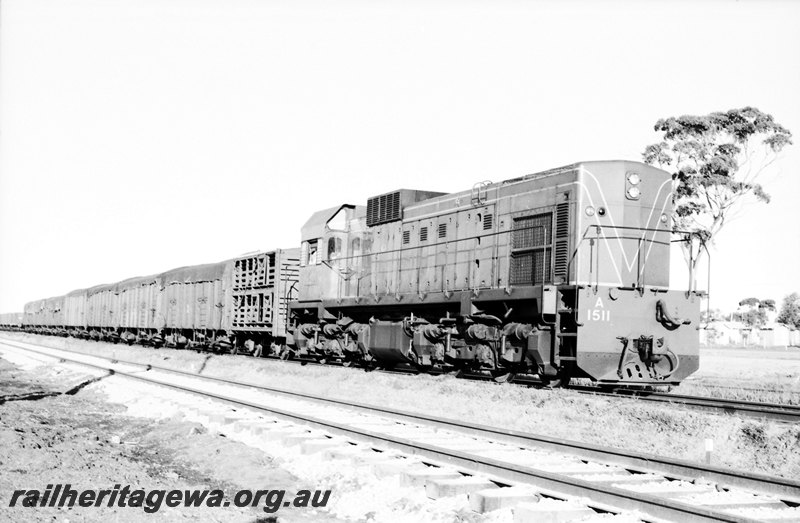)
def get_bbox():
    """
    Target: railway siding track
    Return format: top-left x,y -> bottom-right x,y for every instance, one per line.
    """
1,338 -> 799,522
565,385 -> 800,424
